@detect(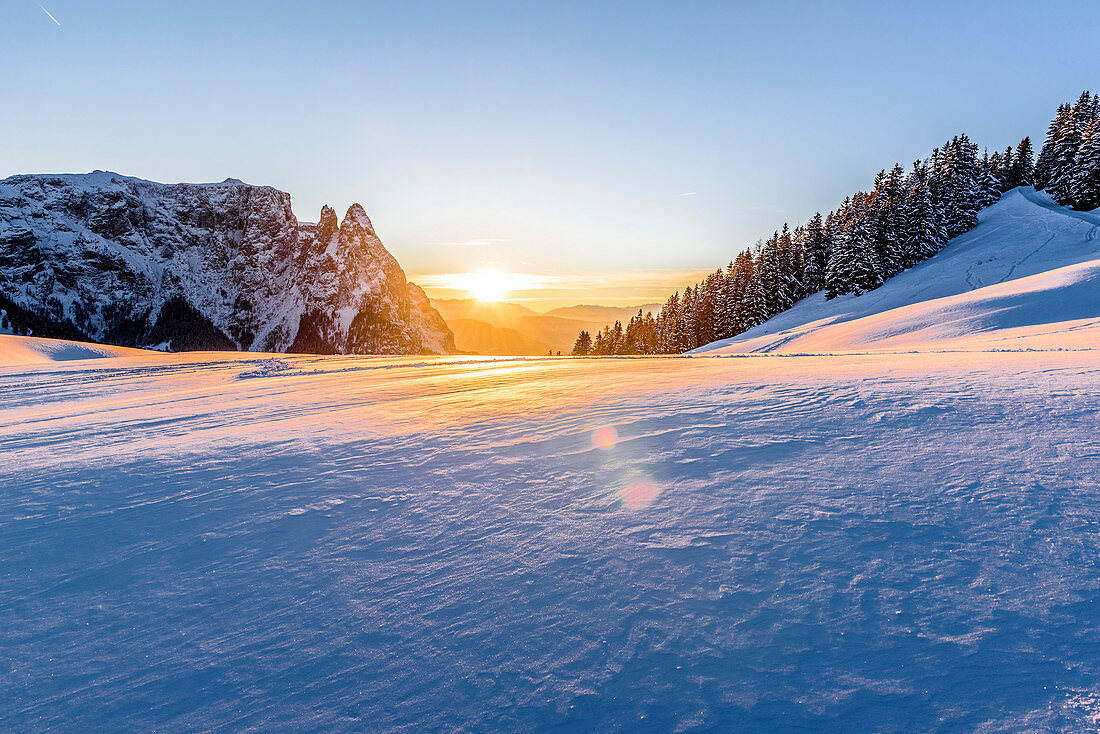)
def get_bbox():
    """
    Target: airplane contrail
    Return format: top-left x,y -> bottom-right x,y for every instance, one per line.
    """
40,5 -> 61,26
